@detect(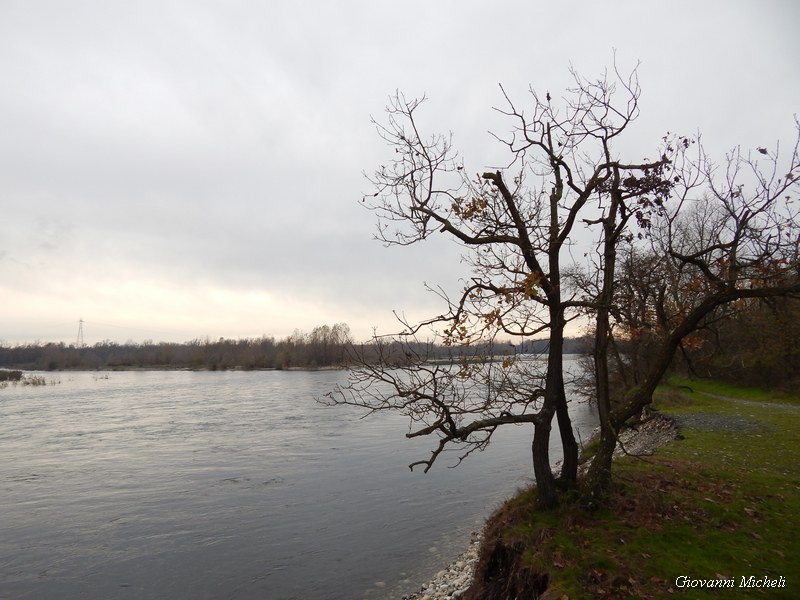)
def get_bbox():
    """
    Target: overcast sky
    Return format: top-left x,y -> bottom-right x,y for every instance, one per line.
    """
1,1 -> 798,345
